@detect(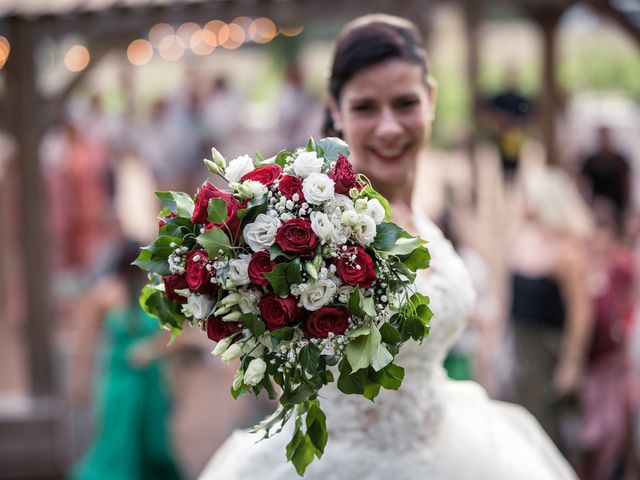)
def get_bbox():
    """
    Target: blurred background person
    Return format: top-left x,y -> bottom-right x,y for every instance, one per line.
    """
67,239 -> 184,480
580,125 -> 632,227
501,166 -> 593,462
580,201 -> 637,480
485,65 -> 534,185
